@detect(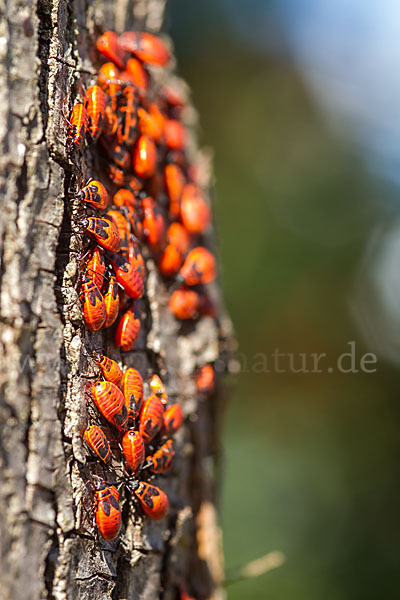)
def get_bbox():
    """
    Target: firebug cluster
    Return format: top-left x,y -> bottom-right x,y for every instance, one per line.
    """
66,29 -> 218,545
